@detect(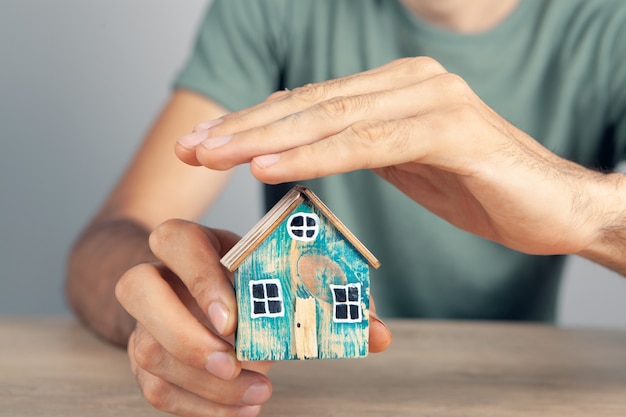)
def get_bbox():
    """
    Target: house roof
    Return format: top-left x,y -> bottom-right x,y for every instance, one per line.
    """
220,185 -> 381,271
